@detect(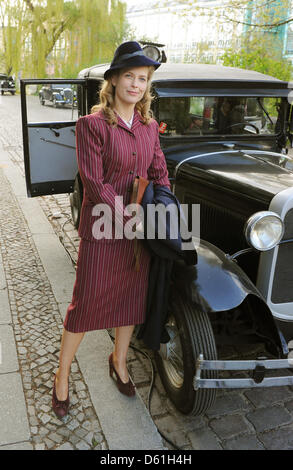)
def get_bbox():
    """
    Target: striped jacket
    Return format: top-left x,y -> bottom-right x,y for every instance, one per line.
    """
75,108 -> 170,243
